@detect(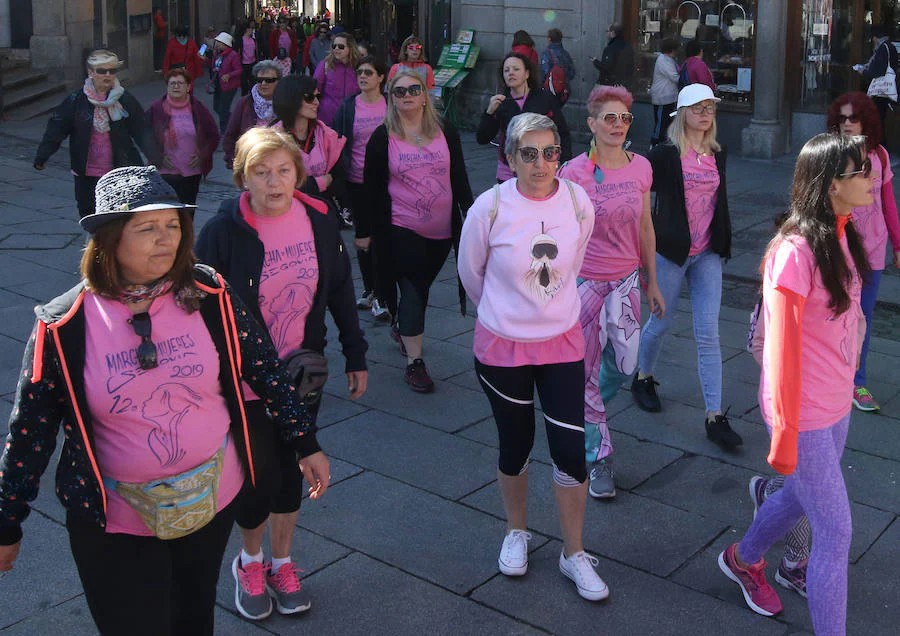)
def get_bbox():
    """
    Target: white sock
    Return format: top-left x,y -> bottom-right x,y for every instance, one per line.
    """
241,549 -> 263,568
270,557 -> 292,574
783,558 -> 801,570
